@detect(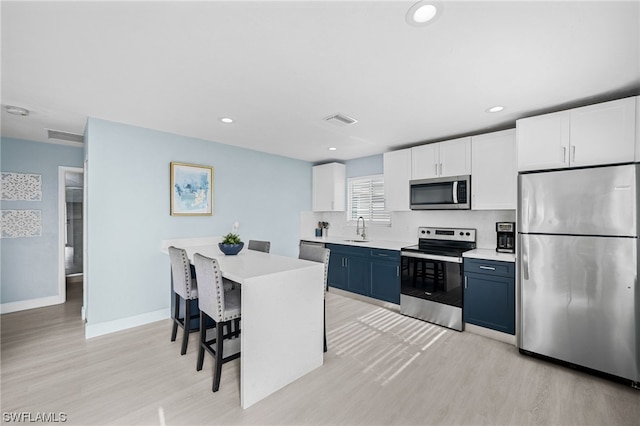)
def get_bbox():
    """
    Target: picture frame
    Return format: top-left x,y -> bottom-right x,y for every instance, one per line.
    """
170,162 -> 213,216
